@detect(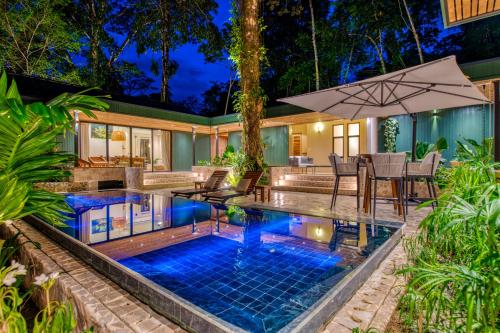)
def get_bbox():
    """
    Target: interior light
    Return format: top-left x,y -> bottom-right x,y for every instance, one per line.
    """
316,227 -> 323,237
314,122 -> 324,133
